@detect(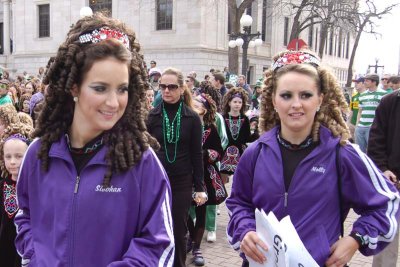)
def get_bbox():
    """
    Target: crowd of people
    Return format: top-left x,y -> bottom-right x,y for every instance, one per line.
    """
0,12 -> 399,267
